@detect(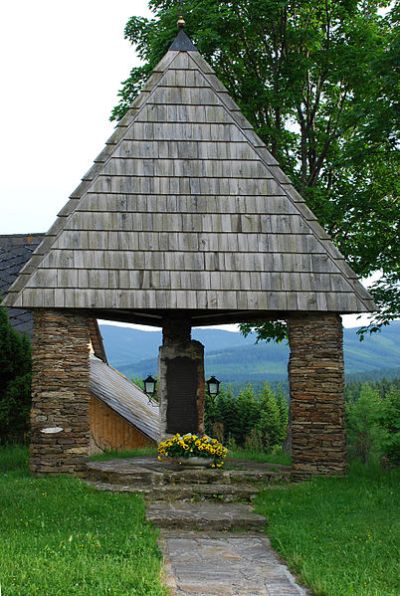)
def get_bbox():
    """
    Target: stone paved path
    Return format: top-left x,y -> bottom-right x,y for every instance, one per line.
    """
159,530 -> 308,595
